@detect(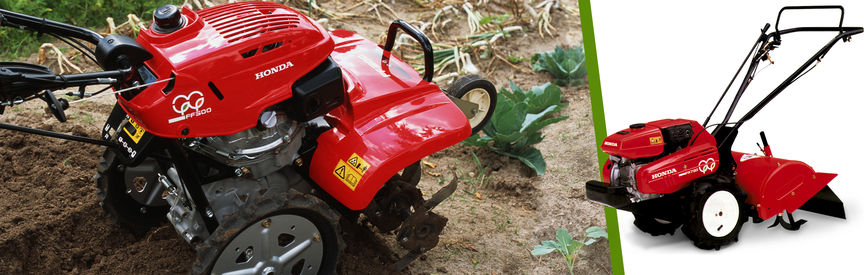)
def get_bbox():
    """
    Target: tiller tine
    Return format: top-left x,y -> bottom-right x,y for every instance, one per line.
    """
768,210 -> 806,231
798,185 -> 846,219
390,174 -> 459,272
